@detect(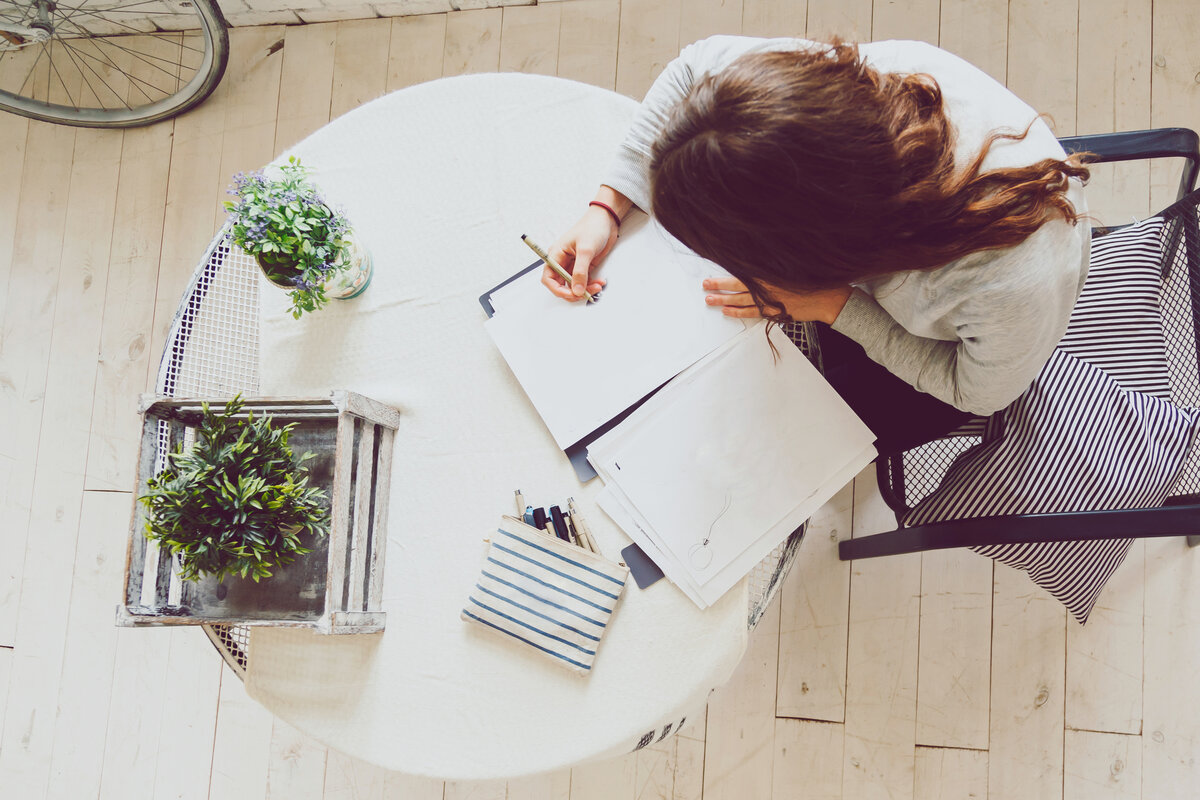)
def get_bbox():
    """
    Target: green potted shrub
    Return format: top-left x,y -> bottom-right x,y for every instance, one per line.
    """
139,395 -> 330,583
224,156 -> 373,319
